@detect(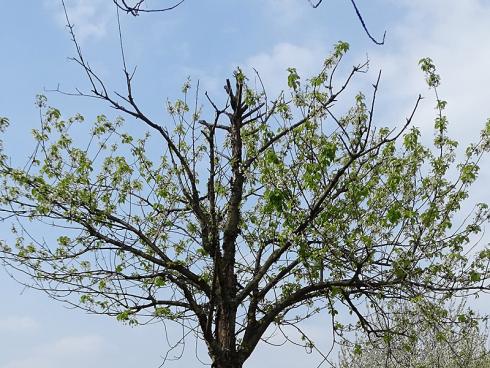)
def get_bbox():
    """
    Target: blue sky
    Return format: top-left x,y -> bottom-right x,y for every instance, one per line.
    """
1,1 -> 490,367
